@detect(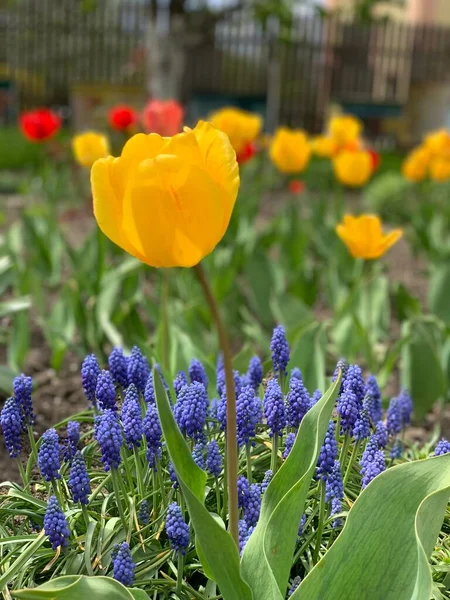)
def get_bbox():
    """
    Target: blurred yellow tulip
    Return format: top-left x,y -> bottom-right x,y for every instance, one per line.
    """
424,129 -> 450,158
311,135 -> 337,158
329,115 -> 362,146
91,121 -> 239,268
402,146 -> 430,182
269,127 -> 311,174
209,107 -> 262,154
73,132 -> 110,168
333,150 -> 373,187
429,157 -> 450,182
336,214 -> 403,260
